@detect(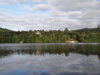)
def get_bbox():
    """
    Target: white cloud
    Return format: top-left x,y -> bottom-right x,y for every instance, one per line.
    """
0,0 -> 42,5
68,9 -> 100,28
46,0 -> 98,11
22,4 -> 53,11
49,9 -> 68,17
0,0 -> 100,30
0,11 -> 4,16
0,10 -> 79,30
